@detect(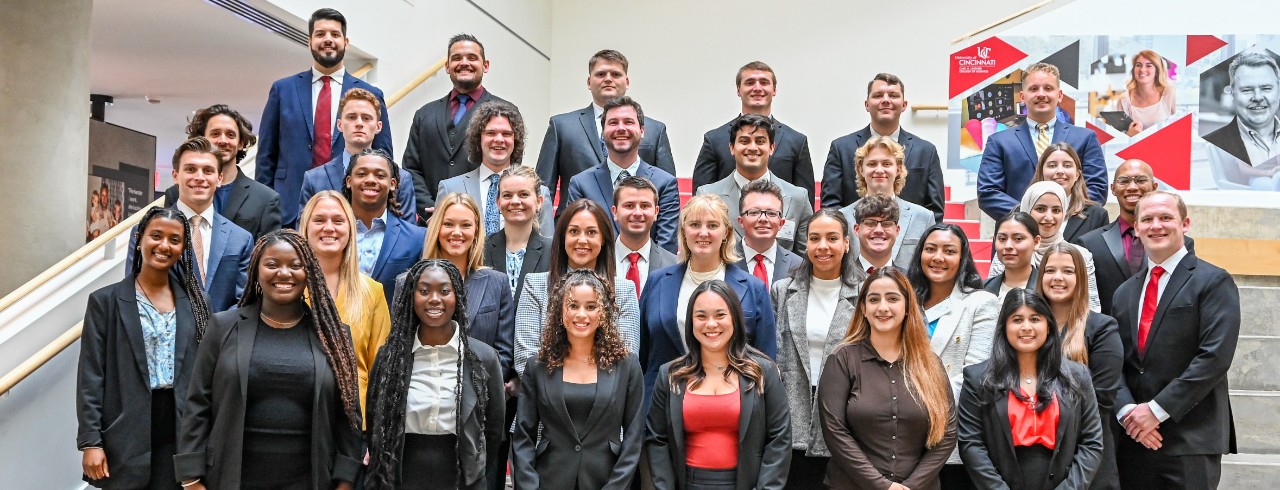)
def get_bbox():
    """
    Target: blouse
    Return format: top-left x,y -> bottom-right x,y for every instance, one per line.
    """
806,277 -> 843,386
1008,390 -> 1060,449
406,322 -> 462,435
136,291 -> 176,389
683,390 -> 740,469
505,248 -> 527,296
